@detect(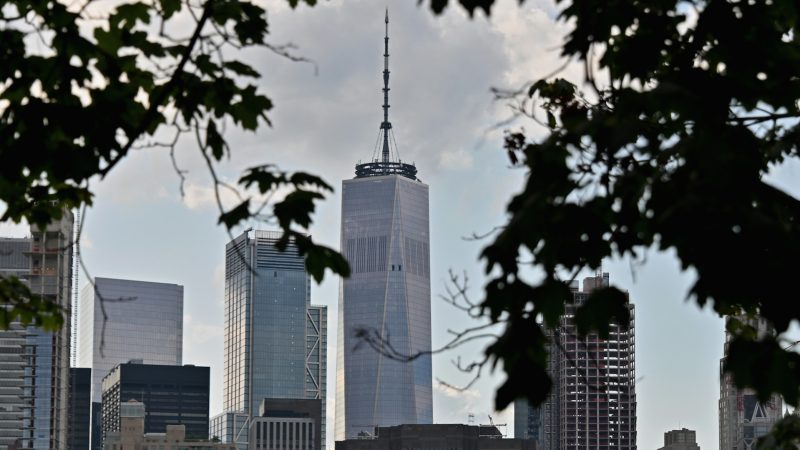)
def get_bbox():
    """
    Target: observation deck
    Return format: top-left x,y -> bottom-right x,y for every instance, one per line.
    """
354,161 -> 417,180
